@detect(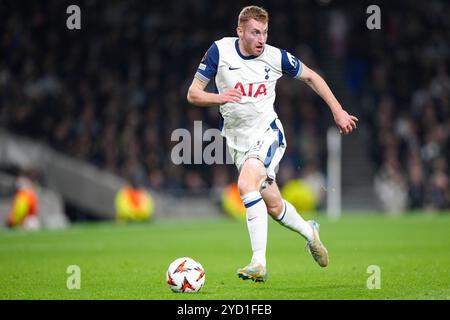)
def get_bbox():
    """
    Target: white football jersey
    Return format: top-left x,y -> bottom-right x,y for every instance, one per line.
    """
195,37 -> 303,151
